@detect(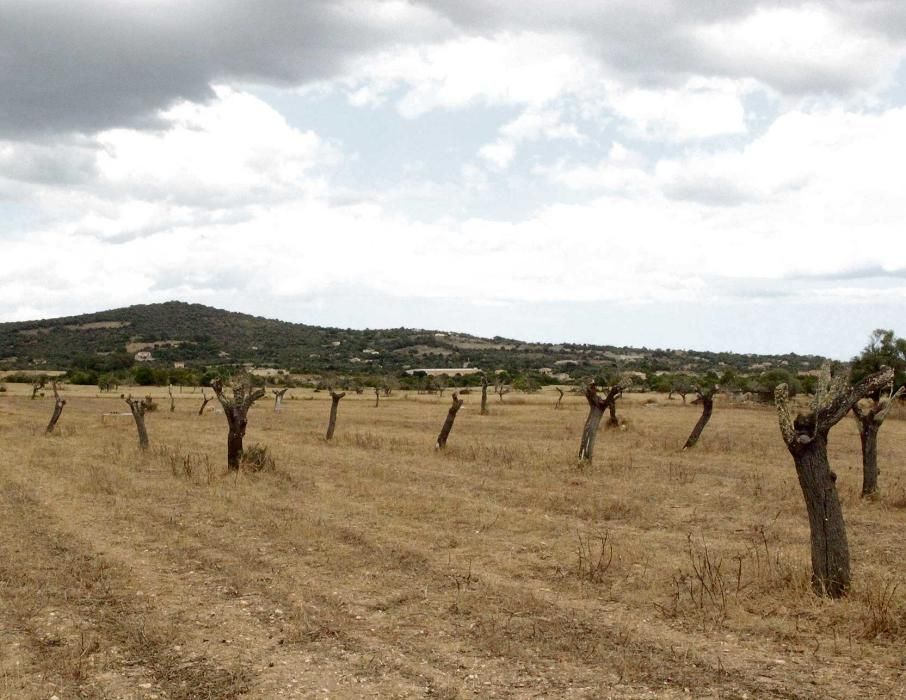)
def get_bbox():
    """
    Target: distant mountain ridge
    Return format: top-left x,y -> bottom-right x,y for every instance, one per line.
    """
0,301 -> 826,379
